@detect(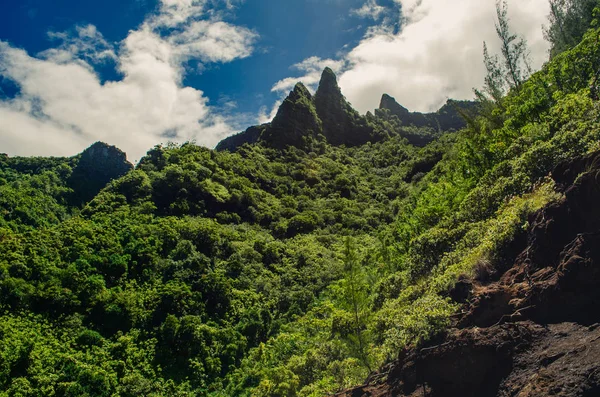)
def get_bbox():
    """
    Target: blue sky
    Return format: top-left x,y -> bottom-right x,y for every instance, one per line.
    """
0,0 -> 390,113
0,0 -> 550,161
